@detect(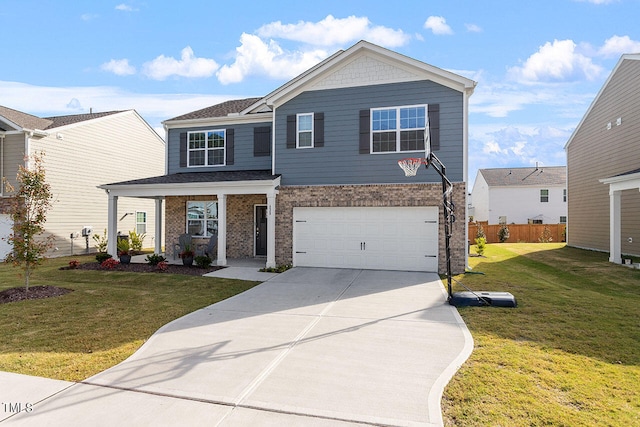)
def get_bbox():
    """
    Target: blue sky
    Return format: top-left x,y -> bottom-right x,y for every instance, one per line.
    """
2,0 -> 639,186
